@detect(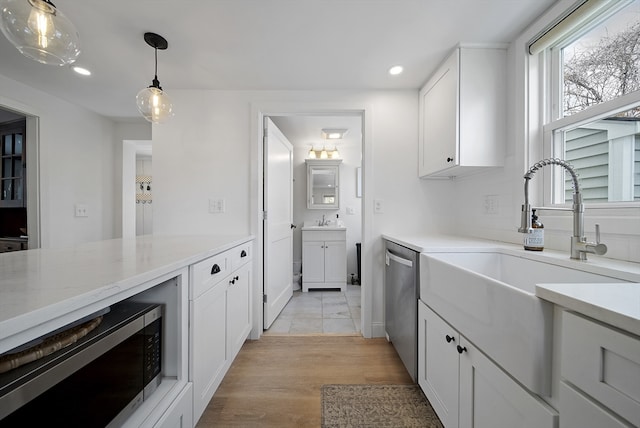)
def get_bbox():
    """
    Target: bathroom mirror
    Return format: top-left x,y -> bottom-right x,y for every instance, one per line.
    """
305,159 -> 342,209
